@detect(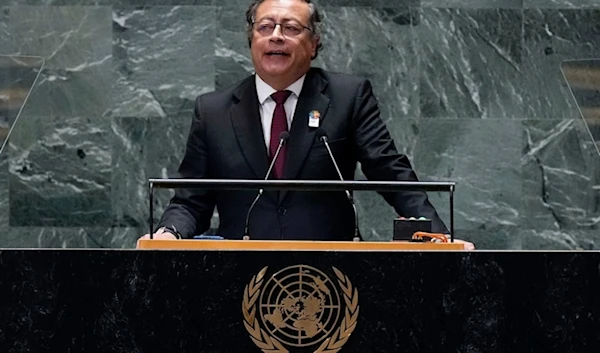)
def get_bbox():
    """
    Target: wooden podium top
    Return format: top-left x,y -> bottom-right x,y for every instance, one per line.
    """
137,239 -> 464,251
